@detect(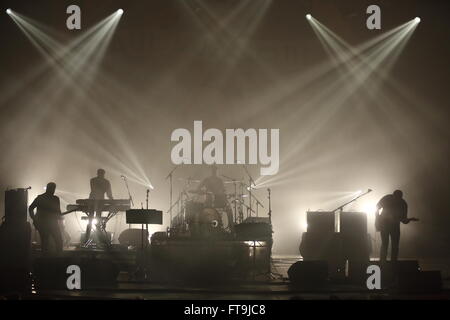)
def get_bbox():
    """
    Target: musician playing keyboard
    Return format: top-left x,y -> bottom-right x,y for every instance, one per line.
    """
83,168 -> 113,246
90,168 -> 113,200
